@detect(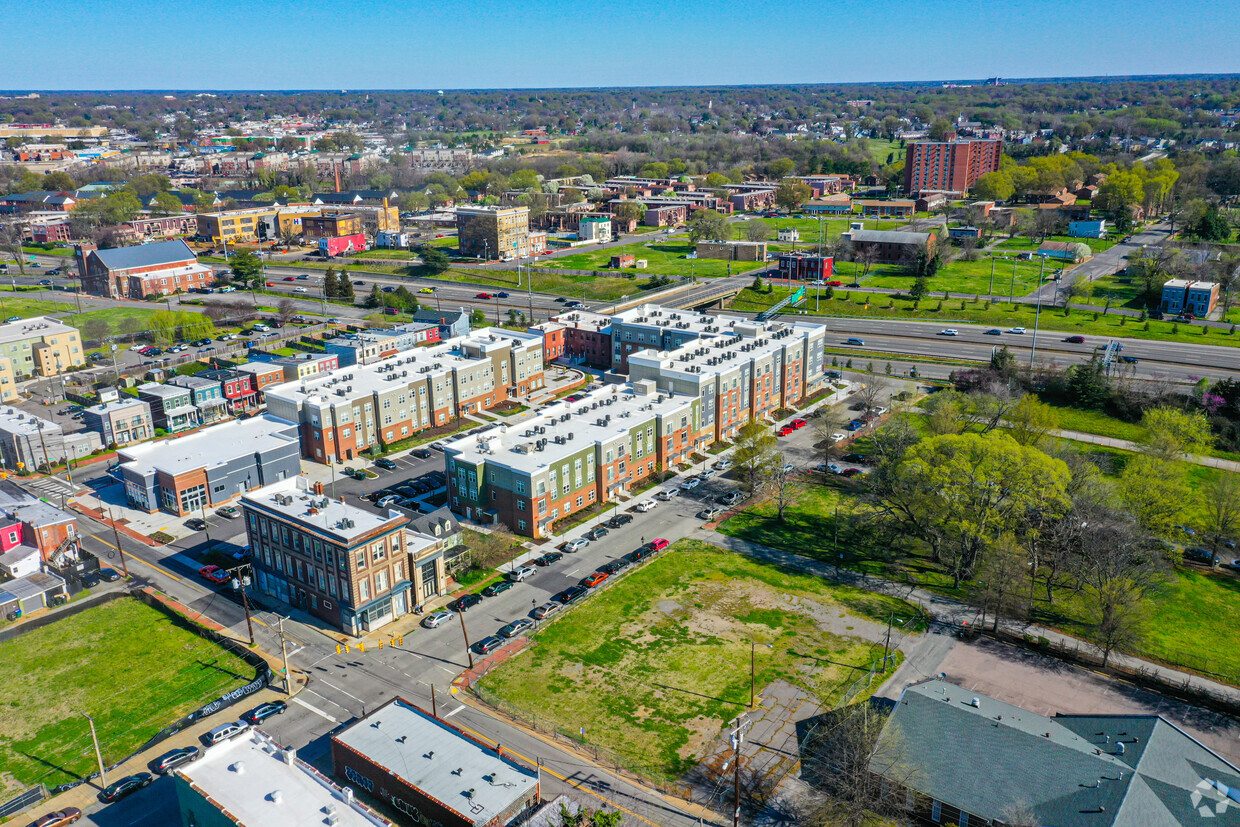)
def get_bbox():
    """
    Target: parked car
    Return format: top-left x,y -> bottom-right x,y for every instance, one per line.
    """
533,601 -> 563,619
712,458 -> 733,471
377,494 -> 403,507
646,538 -> 670,552
482,580 -> 515,597
790,418 -> 807,429
29,810 -> 81,827
186,518 -> 207,531
474,636 -> 505,655
97,567 -> 122,582
149,745 -> 200,776
1184,547 -> 1217,565
635,499 -> 657,512
243,701 -> 287,725
654,489 -> 679,501
680,477 -> 701,491
582,571 -> 610,588
499,618 -> 533,638
217,505 -> 240,519
841,467 -> 863,478
554,585 -> 589,605
780,463 -> 796,475
533,551 -> 563,566
375,457 -> 398,470
697,506 -> 724,520
450,593 -> 483,612
203,721 -> 250,745
100,773 -> 153,803
422,609 -> 455,628
718,490 -> 745,506
607,513 -> 634,528
561,537 -> 590,553
778,424 -> 795,436
508,565 -> 537,582
584,526 -> 609,541
842,453 -> 866,463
